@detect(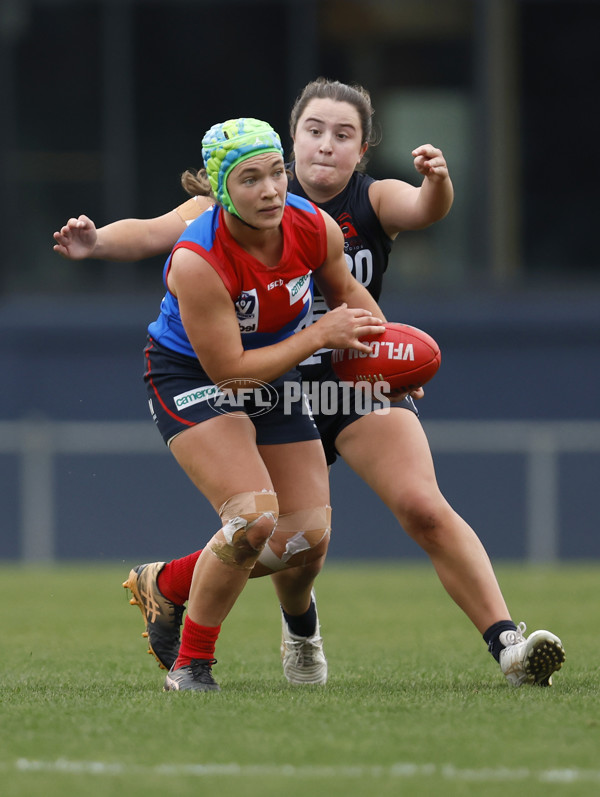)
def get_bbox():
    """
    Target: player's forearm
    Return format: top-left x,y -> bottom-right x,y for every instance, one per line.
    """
319,274 -> 386,323
92,219 -> 165,261
333,280 -> 385,320
415,175 -> 454,226
217,301 -> 383,386
209,323 -> 328,387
